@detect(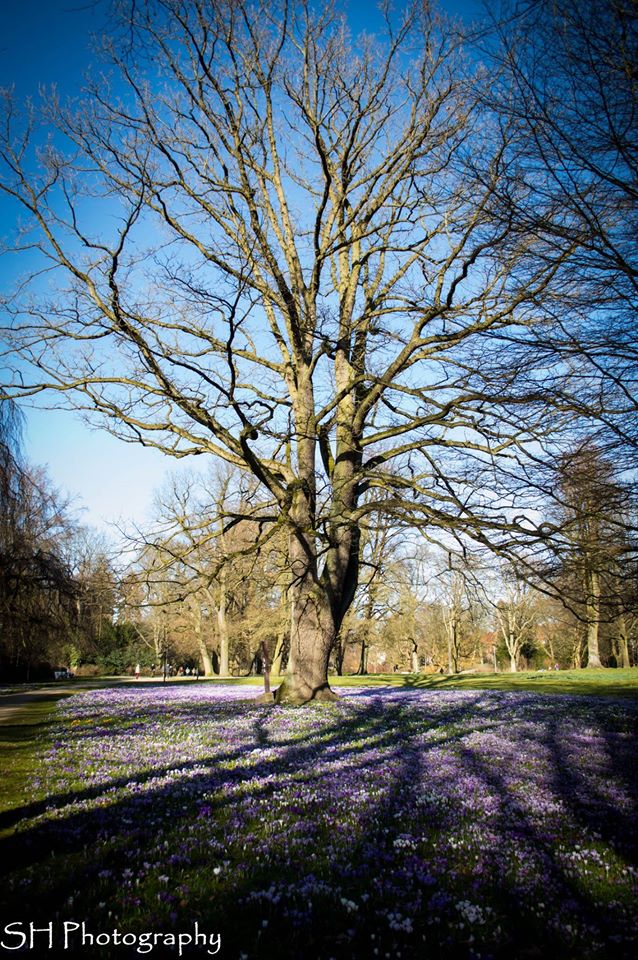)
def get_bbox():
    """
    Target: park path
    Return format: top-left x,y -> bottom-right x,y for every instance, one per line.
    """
0,684 -> 91,726
0,677 -> 195,726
